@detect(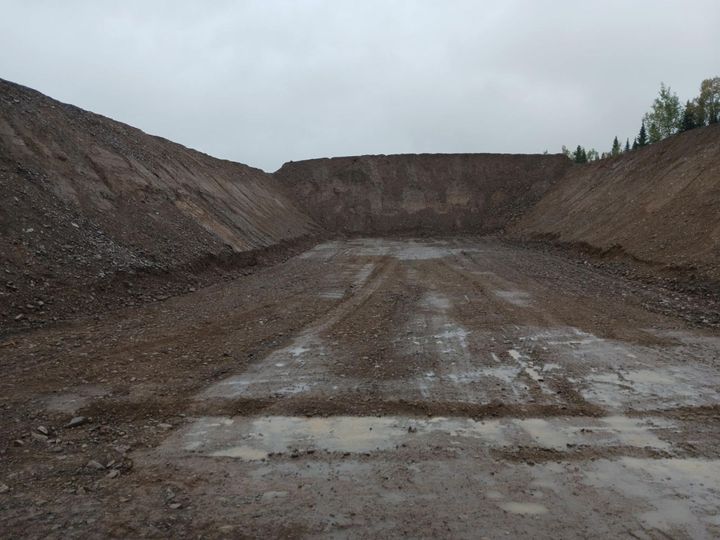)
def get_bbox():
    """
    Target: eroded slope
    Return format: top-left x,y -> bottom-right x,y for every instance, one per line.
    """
0,79 -> 319,332
275,153 -> 571,234
513,124 -> 720,282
